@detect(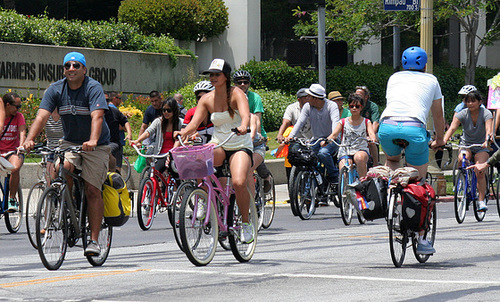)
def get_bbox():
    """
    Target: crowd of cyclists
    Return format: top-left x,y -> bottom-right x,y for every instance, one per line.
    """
1,46 -> 499,266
